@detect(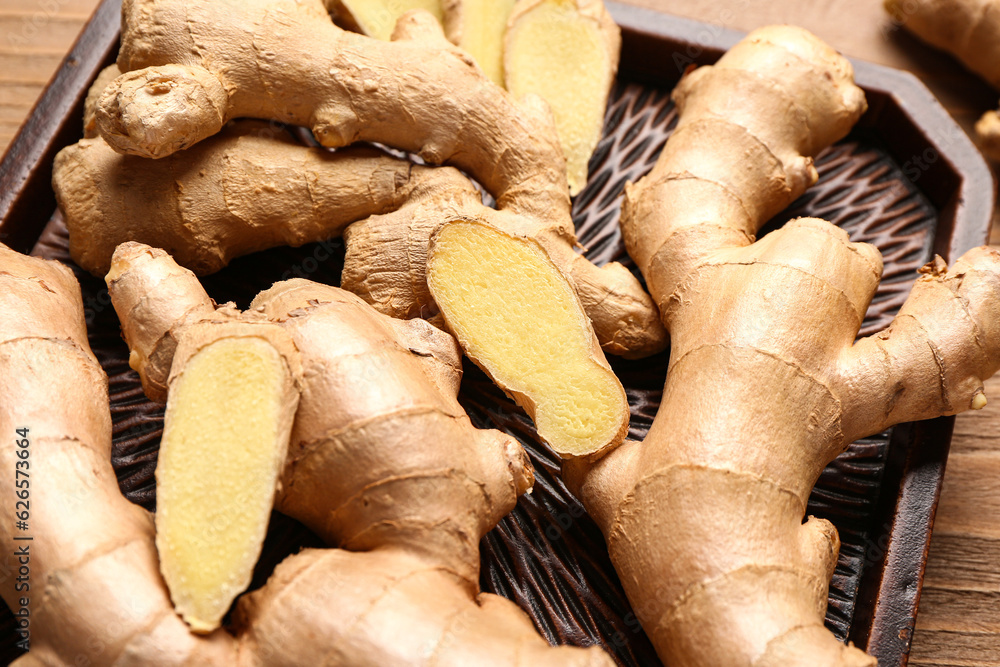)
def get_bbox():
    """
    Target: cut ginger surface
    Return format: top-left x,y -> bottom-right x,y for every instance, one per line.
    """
333,0 -> 444,40
444,0 -> 517,85
156,336 -> 296,633
428,220 -> 628,459
505,0 -> 619,195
